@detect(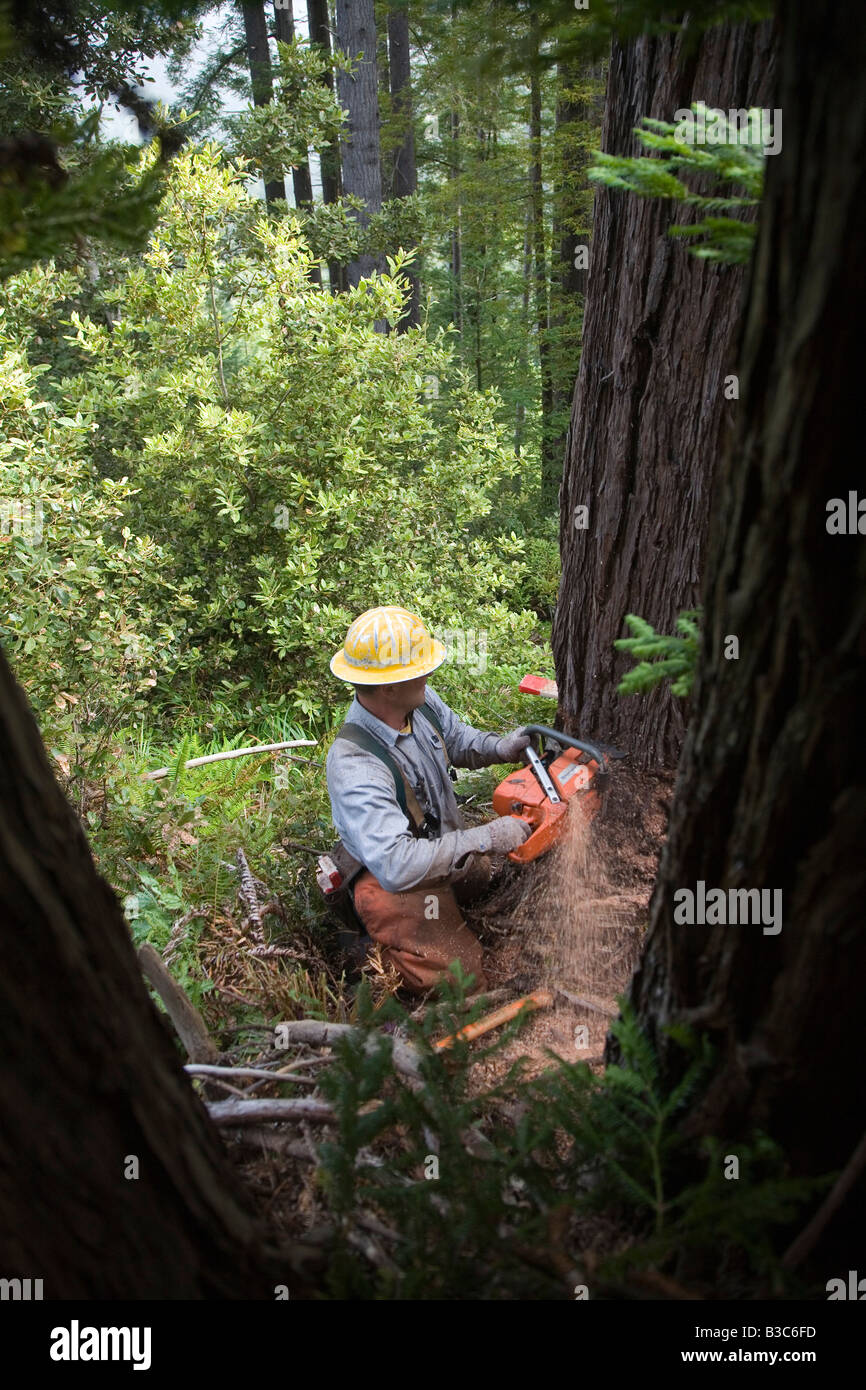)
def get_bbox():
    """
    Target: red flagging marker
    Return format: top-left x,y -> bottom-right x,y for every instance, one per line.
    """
518,674 -> 559,699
